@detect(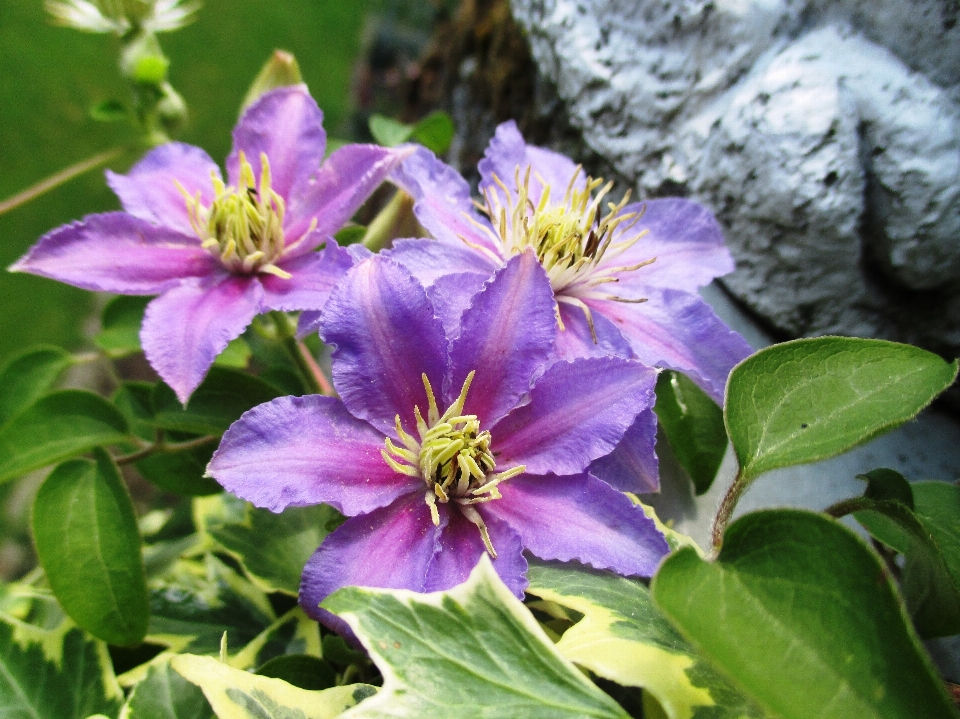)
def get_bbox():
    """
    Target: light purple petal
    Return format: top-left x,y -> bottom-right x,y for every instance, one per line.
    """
208,395 -> 414,516
478,121 -> 585,209
599,198 -> 734,293
448,251 -> 556,427
285,144 -> 414,245
106,142 -> 220,237
227,85 -> 325,202
301,493 -> 441,622
424,509 -> 527,598
386,238 -> 499,287
260,241 -> 355,312
588,408 -> 660,494
492,357 -> 657,476
141,275 -> 262,404
10,213 -> 215,294
588,288 -> 753,404
320,257 -> 448,437
554,300 -> 635,362
426,271 -> 490,340
485,473 -> 670,577
391,146 -> 501,254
